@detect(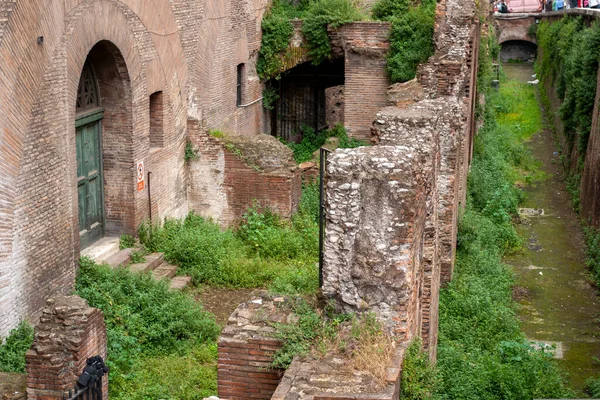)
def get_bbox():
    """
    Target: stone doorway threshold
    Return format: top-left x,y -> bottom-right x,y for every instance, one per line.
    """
80,236 -> 120,263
